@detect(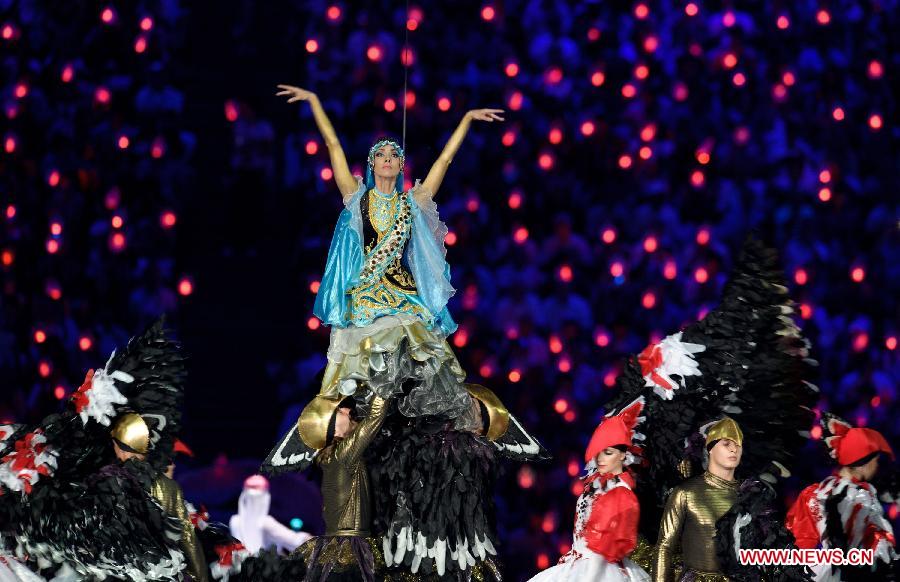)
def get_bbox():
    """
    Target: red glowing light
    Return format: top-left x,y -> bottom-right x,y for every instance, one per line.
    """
603,370 -> 617,387
320,167 -> 333,181
508,369 -> 522,383
54,386 -> 66,400
508,91 -> 523,111
783,71 -> 796,86
401,48 -> 415,67
61,64 -> 74,83
307,317 -> 320,330
818,187 -> 832,202
558,357 -> 571,373
538,153 -> 554,170
513,227 -> 528,243
305,140 -> 319,156
366,45 -> 383,62
111,215 -> 123,229
0,250 -> 12,266
639,146 -> 653,160
595,332 -> 610,347
39,361 -> 51,378
800,303 -> 813,320
610,261 -> 624,278
327,6 -> 341,20
14,83 -> 28,99
501,130 -> 516,147
732,72 -> 747,87
305,39 -> 319,53
437,97 -> 451,112
406,18 -> 418,31
868,60 -> 883,79
643,36 -> 658,53
772,83 -> 787,100
505,62 -> 519,77
101,7 -> 115,23
161,211 -> 177,229
47,284 -> 62,300
580,121 -> 595,136
559,264 -> 573,283
508,191 -> 522,209
118,135 -> 130,149
663,260 -> 677,280
151,137 -> 165,158
602,228 -> 616,244
518,466 -> 535,489
79,336 -> 93,351
5,205 -> 15,219
635,65 -> 650,80
811,425 -> 822,440
723,53 -> 738,69
549,336 -> 563,354
479,364 -> 493,378
5,136 -> 17,153
851,267 -> 865,283
853,333 -> 869,352
885,336 -> 897,351
134,36 -> 148,53
309,280 -> 321,294
723,11 -> 736,27
553,398 -> 569,414
1,25 -> 14,39
643,236 -> 658,253
777,15 -> 790,29
547,128 -> 562,144
587,27 -> 601,41
445,231 -> 458,246
618,155 -> 633,169
453,329 -> 468,348
141,16 -> 154,31
384,98 -> 397,112
591,71 -> 606,87
546,68 -> 563,84
95,87 -> 111,104
622,83 -> 637,98
694,267 -> 709,284
819,169 -> 831,183
642,292 -> 657,309
564,410 -> 576,422
868,114 -> 883,130
567,460 -> 580,477
691,170 -> 705,187
225,100 -> 239,122
640,124 -> 656,142
34,330 -> 47,344
794,269 -> 808,285
46,239 -> 59,254
634,3 -> 649,19
816,9 -> 830,25
481,5 -> 496,21
50,221 -> 63,236
685,3 -> 699,16
674,82 -> 689,101
832,107 -> 845,121
110,232 -> 126,251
